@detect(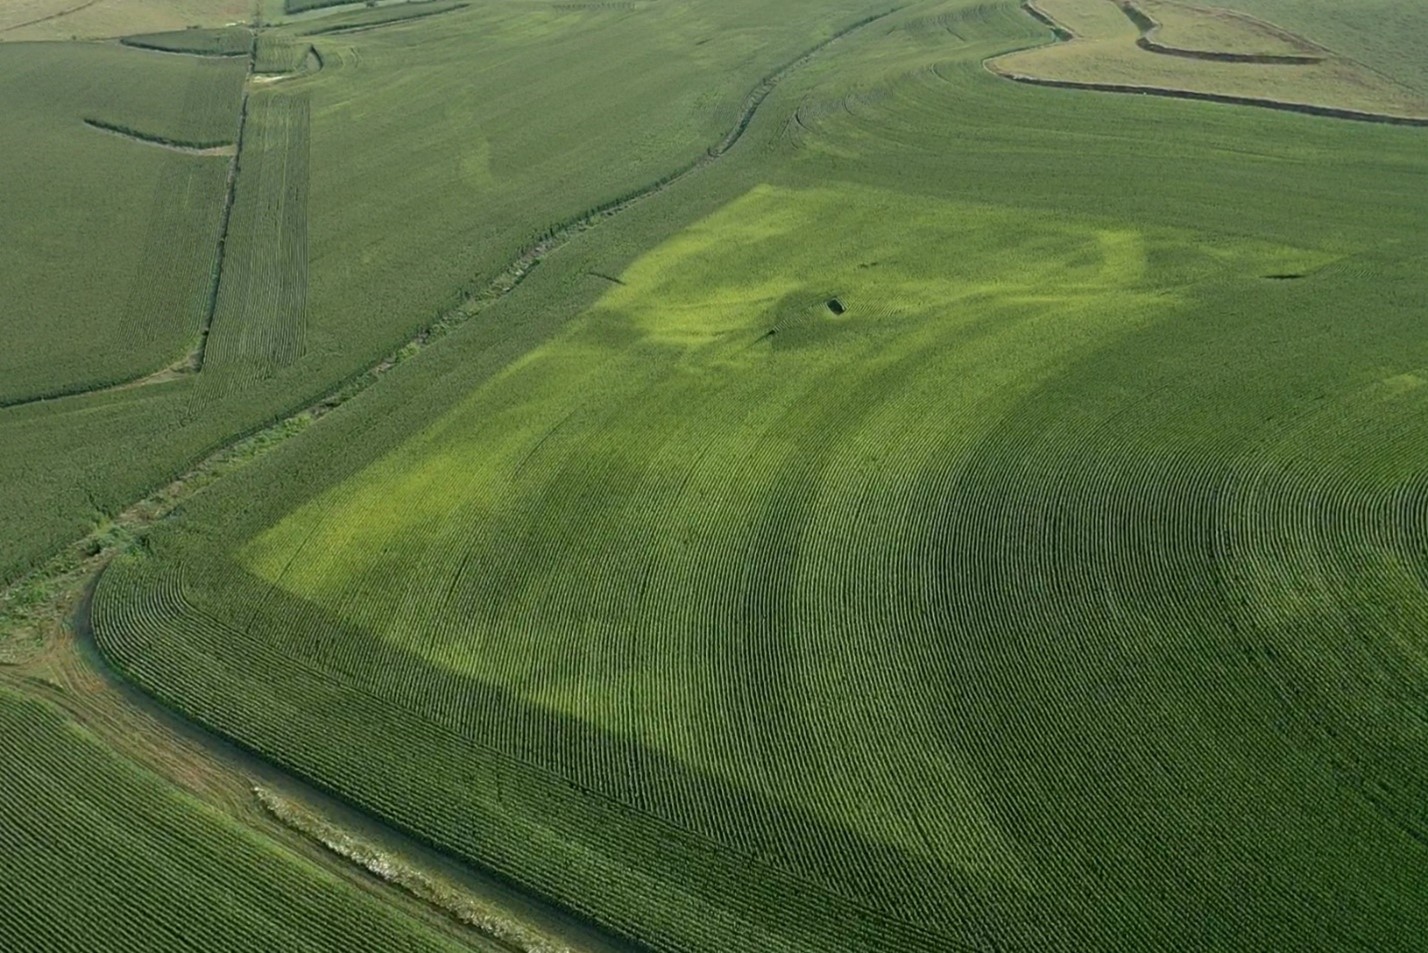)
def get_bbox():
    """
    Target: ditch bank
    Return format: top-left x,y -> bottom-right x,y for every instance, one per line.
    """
1117,1 -> 1324,65
82,118 -> 236,154
986,67 -> 1428,127
70,563 -> 643,953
